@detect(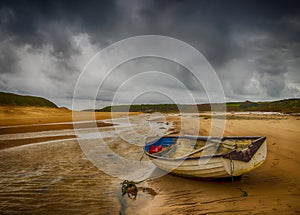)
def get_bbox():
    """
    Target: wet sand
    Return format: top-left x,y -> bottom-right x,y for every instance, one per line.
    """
0,135 -> 76,150
0,107 -> 300,214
